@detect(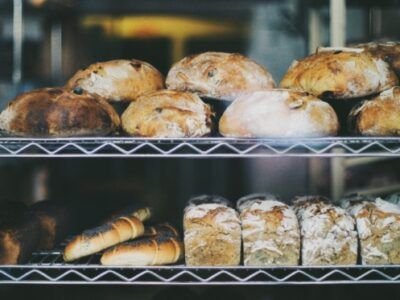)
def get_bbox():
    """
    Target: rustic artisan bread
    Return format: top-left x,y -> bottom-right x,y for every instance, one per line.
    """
344,198 -> 400,265
293,196 -> 358,266
280,47 -> 398,99
65,59 -> 164,102
166,52 -> 275,101
219,89 -> 339,138
348,87 -> 400,136
183,195 -> 241,266
0,88 -> 120,137
354,41 -> 400,77
101,235 -> 183,266
121,90 -> 212,137
237,194 -> 300,266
